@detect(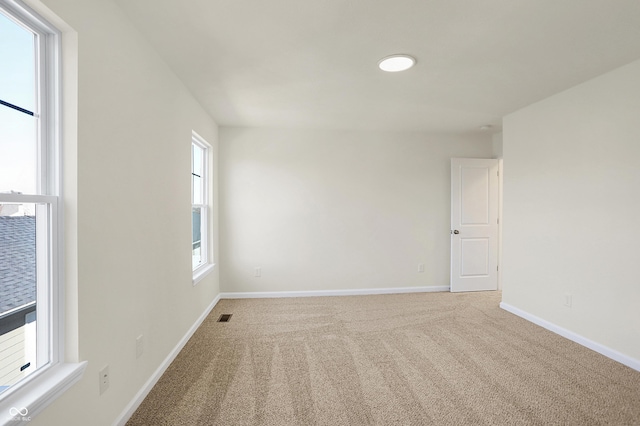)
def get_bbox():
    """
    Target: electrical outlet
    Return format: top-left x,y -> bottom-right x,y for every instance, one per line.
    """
255,267 -> 261,277
418,263 -> 425,273
564,293 -> 572,308
99,365 -> 110,395
136,335 -> 144,358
